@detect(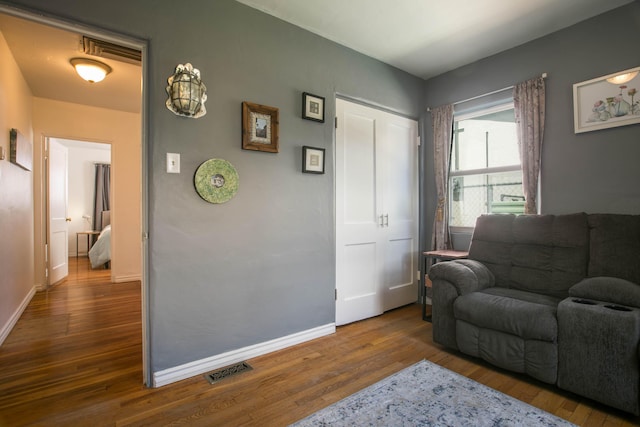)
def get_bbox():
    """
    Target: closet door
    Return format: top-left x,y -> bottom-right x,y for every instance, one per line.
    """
335,99 -> 418,326
380,115 -> 419,311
